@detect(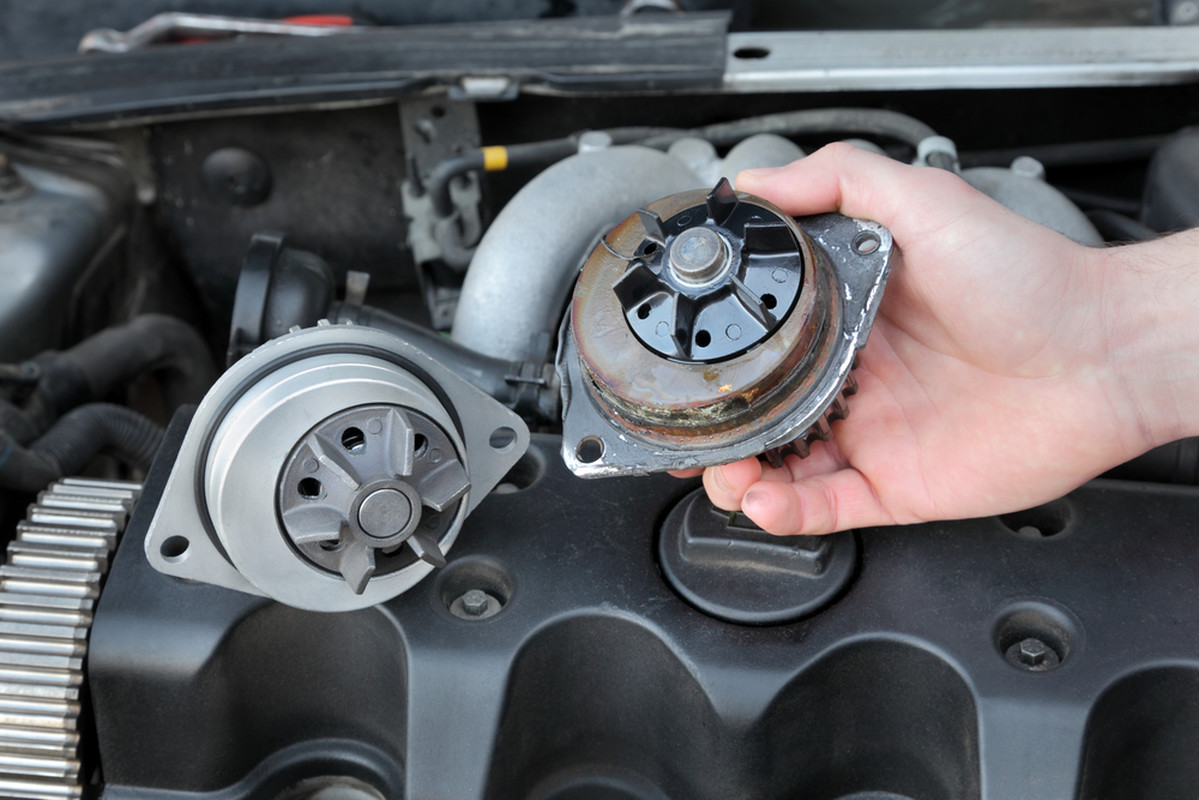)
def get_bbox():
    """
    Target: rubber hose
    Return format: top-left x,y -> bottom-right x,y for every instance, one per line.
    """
0,399 -> 38,445
23,314 -> 215,431
0,403 -> 163,494
639,108 -> 938,151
